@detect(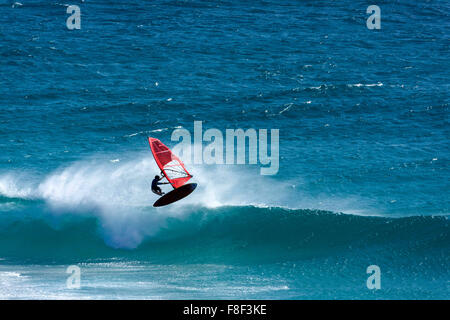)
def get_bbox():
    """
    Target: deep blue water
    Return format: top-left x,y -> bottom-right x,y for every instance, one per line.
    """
0,0 -> 448,299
